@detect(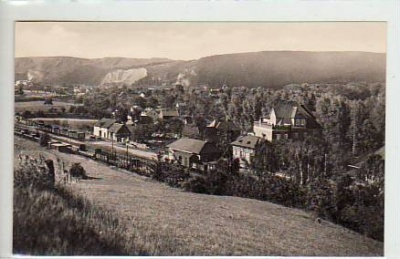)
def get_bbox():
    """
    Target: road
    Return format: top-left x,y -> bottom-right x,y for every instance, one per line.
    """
89,140 -> 158,160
